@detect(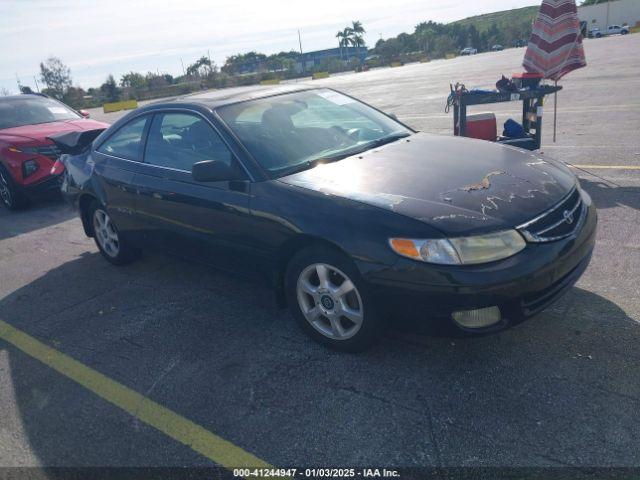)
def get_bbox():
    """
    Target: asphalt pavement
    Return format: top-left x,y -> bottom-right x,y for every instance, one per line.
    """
1,33 -> 639,471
